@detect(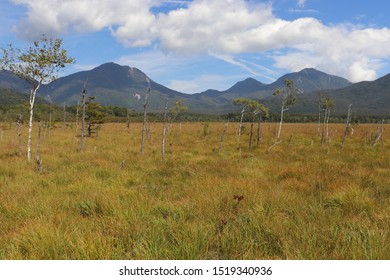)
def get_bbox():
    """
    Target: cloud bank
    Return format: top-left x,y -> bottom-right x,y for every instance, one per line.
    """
11,0 -> 390,82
